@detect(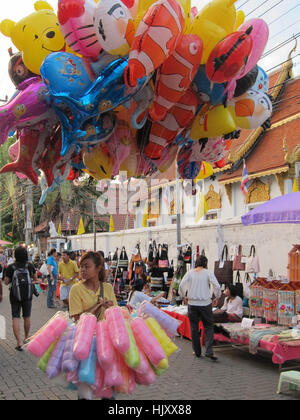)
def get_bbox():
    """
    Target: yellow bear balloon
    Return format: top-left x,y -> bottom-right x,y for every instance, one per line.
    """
190,0 -> 238,63
0,1 -> 73,75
